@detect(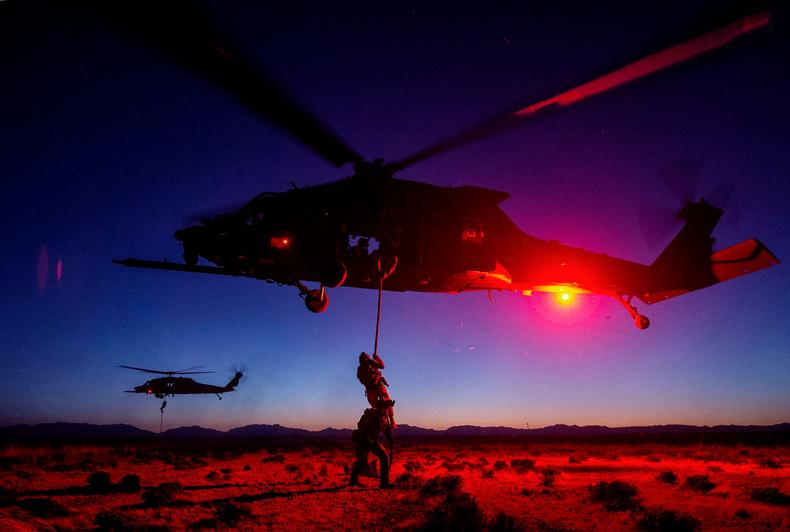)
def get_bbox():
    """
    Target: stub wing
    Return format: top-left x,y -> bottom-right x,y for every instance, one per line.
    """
114,258 -> 239,277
